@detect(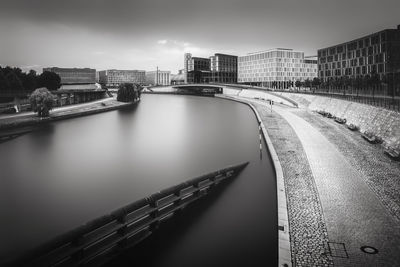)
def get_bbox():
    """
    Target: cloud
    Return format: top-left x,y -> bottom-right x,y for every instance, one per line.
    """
157,40 -> 167,45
